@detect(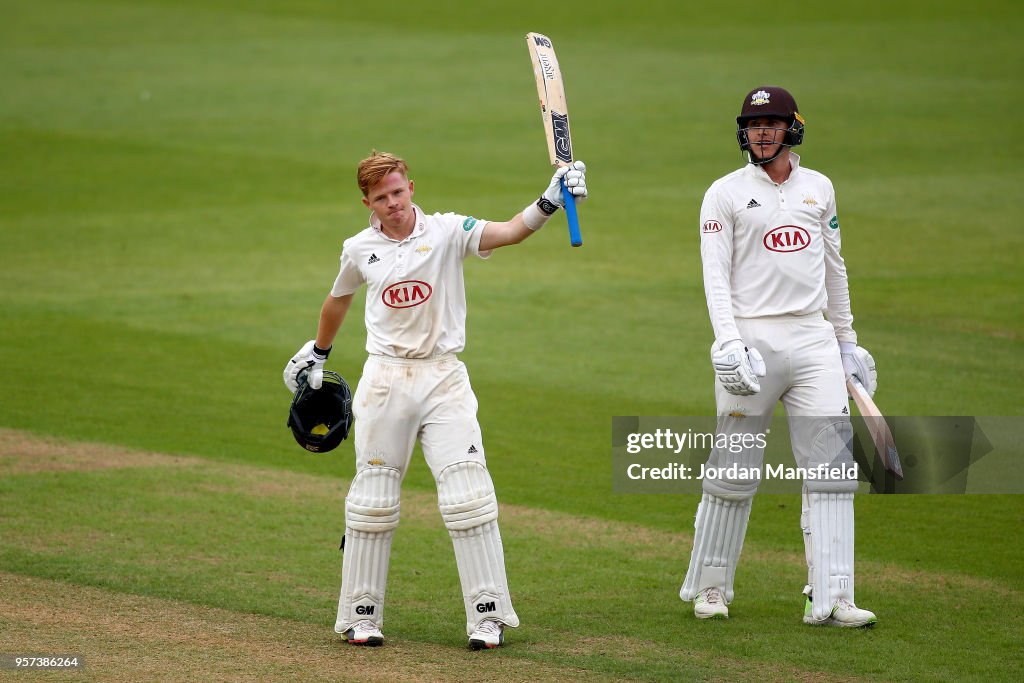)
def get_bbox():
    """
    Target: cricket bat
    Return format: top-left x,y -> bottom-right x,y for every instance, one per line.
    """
526,32 -> 582,247
847,377 -> 904,479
